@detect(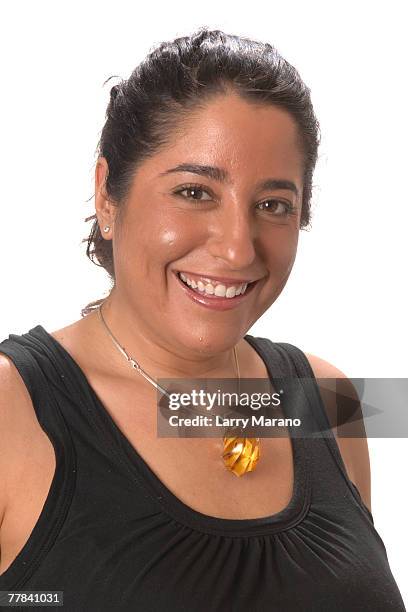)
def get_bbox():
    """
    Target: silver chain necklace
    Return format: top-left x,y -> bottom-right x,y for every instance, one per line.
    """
97,302 -> 260,476
98,302 -> 172,398
98,302 -> 240,393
